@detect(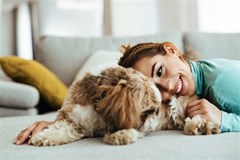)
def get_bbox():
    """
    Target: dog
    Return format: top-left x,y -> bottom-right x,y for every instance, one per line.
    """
30,66 -> 220,146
